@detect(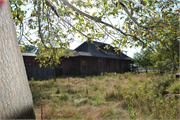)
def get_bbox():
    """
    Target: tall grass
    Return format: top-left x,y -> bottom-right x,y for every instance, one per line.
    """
29,71 -> 179,119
